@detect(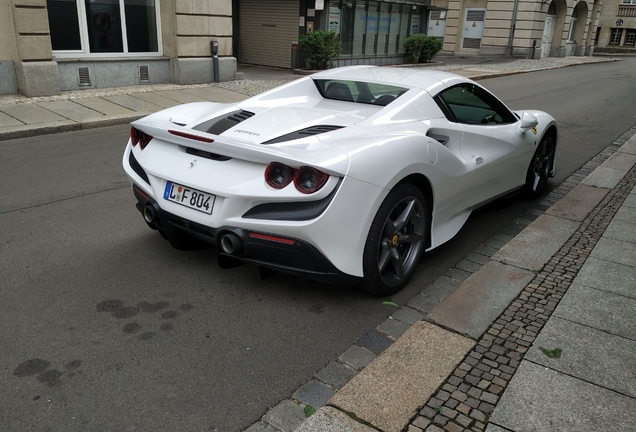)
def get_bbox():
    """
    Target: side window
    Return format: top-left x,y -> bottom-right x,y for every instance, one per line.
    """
435,84 -> 517,125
